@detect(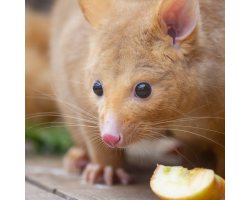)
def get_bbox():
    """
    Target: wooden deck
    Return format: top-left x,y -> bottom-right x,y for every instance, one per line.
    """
25,156 -> 225,200
25,156 -> 162,200
25,139 -> 181,200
